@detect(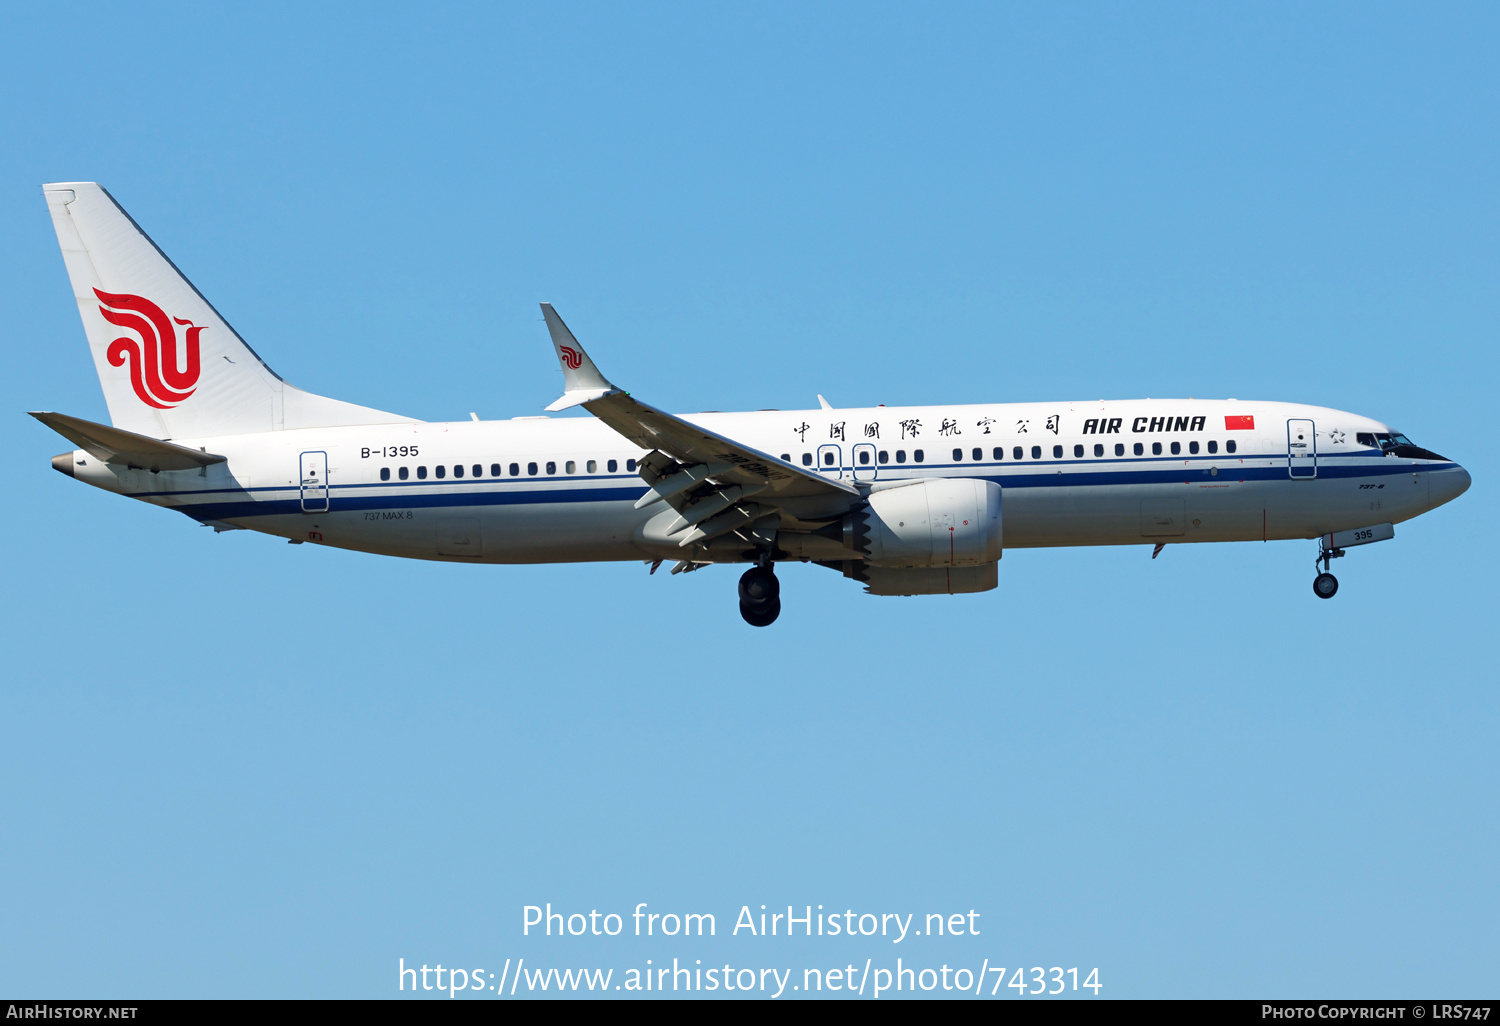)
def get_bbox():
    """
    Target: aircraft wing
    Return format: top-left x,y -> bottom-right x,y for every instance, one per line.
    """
582,390 -> 856,499
539,304 -> 857,505
30,411 -> 226,471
